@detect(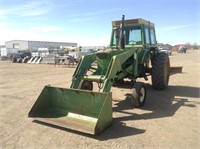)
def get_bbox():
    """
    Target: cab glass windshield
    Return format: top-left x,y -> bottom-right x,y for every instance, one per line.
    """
112,26 -> 142,46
